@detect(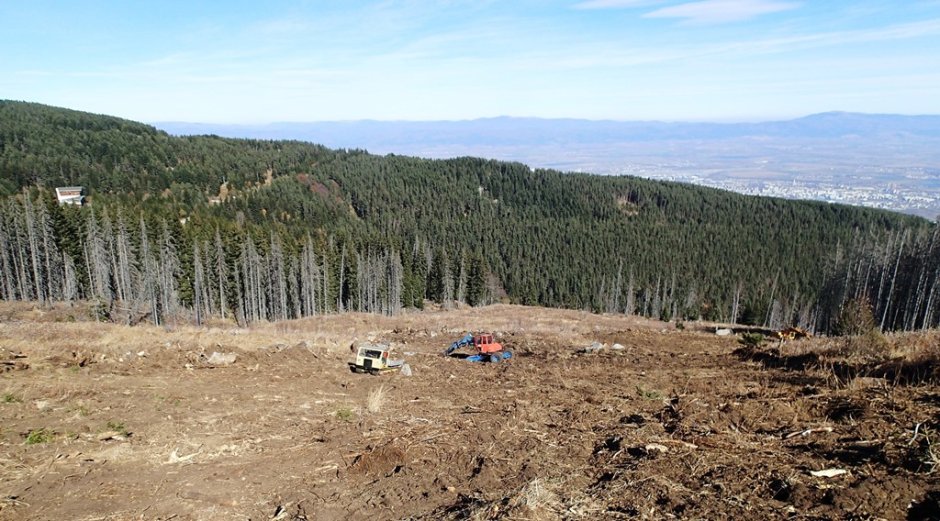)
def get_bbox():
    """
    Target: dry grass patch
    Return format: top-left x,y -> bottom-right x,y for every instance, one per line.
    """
520,478 -> 564,515
886,330 -> 940,360
367,384 -> 389,414
779,329 -> 940,387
